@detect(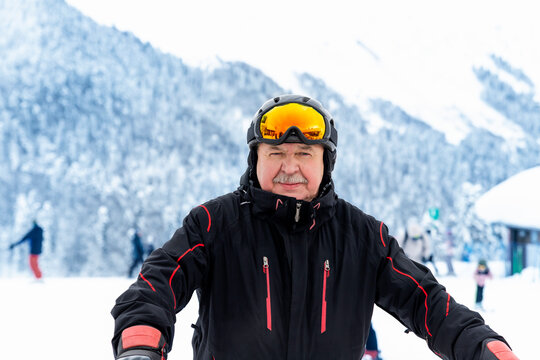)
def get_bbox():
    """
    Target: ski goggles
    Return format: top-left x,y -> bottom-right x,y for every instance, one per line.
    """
247,101 -> 337,151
